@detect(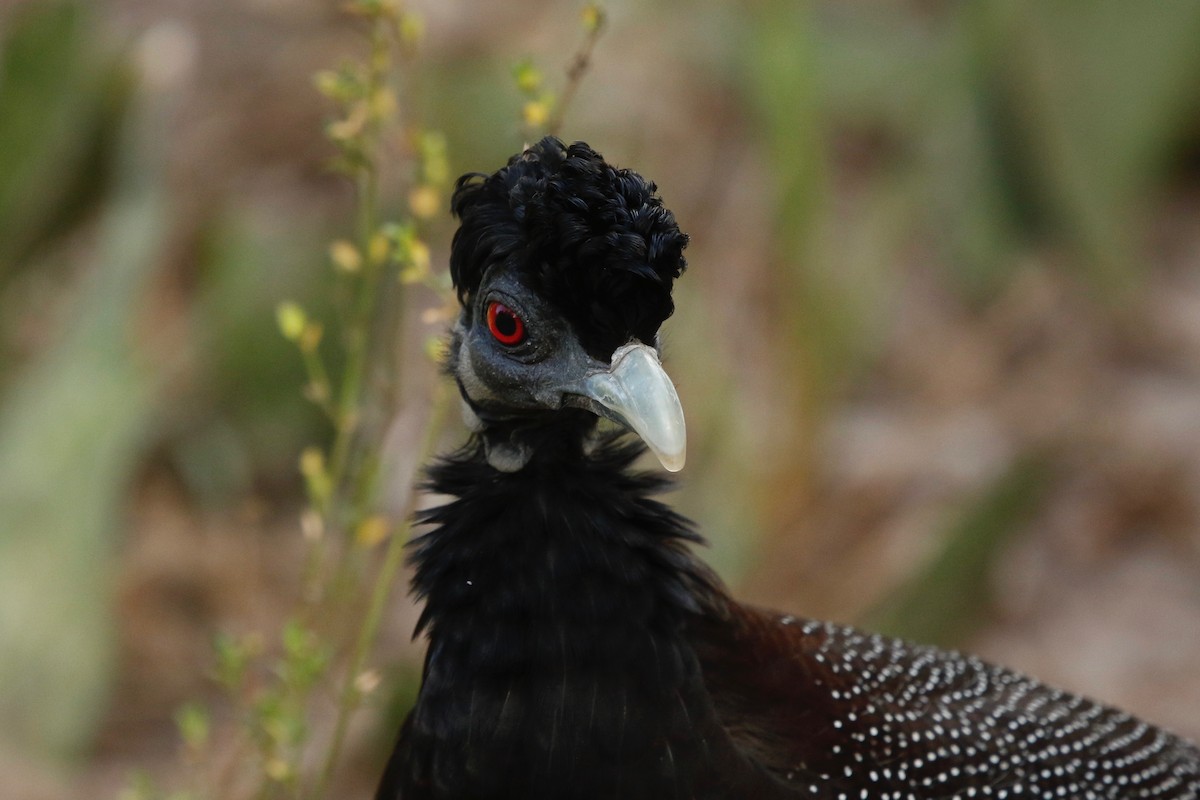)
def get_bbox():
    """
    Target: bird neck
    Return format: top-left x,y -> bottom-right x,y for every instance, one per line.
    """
410,431 -> 710,643
458,393 -> 603,472
403,435 -> 731,798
